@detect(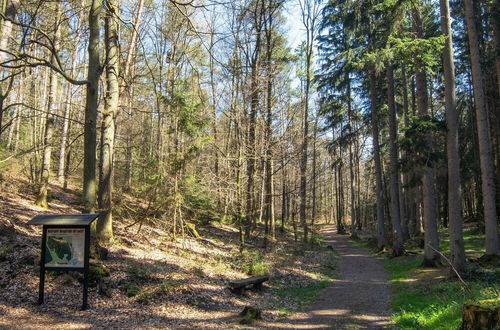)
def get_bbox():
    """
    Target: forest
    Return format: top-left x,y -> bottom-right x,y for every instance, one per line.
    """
0,0 -> 499,328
